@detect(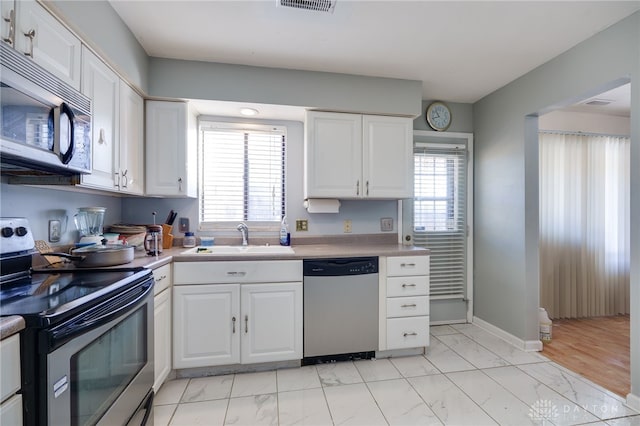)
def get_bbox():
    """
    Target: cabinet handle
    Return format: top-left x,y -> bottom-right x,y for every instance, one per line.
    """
232,316 -> 236,333
98,128 -> 106,144
23,29 -> 35,57
226,271 -> 246,277
366,180 -> 369,196
2,9 -> 14,46
402,283 -> 416,288
154,275 -> 166,283
121,169 -> 128,188
244,315 -> 248,333
114,172 -> 120,188
403,332 -> 418,337
178,177 -> 183,192
356,180 -> 359,196
400,263 -> 416,268
401,304 -> 417,308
